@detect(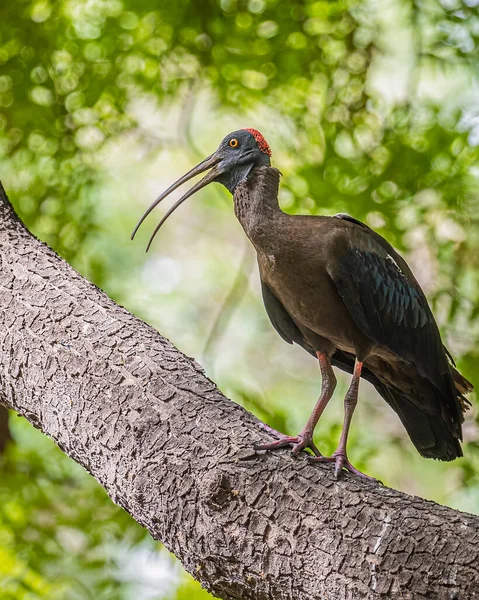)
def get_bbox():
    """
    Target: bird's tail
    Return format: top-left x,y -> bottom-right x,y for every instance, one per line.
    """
374,366 -> 473,462
331,349 -> 473,461
450,366 -> 473,412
